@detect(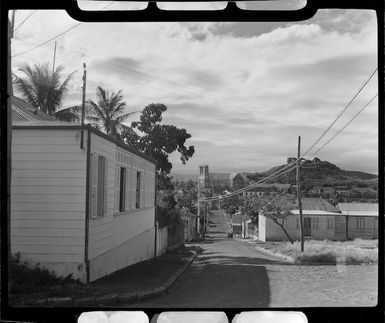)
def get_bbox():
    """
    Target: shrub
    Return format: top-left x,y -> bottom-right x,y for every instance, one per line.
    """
156,205 -> 182,230
10,253 -> 82,294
